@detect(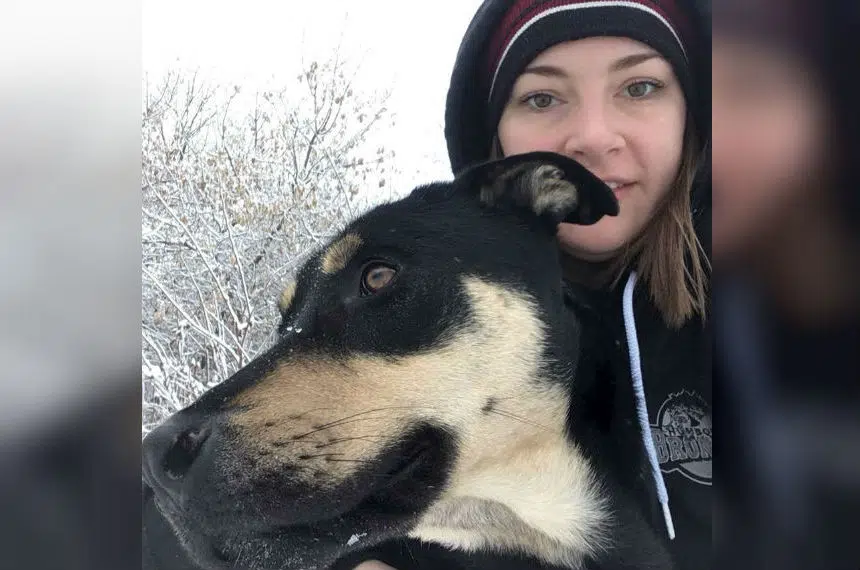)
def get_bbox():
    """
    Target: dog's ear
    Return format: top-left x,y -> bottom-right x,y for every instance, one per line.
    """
457,151 -> 619,228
